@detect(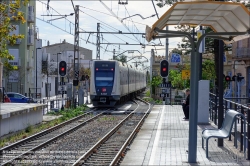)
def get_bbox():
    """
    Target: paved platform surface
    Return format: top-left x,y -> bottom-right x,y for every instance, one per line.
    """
0,103 -> 45,115
121,105 -> 250,166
